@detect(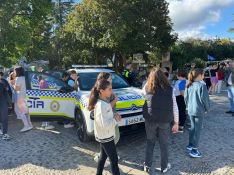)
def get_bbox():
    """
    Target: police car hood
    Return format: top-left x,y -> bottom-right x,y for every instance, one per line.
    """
79,87 -> 145,111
